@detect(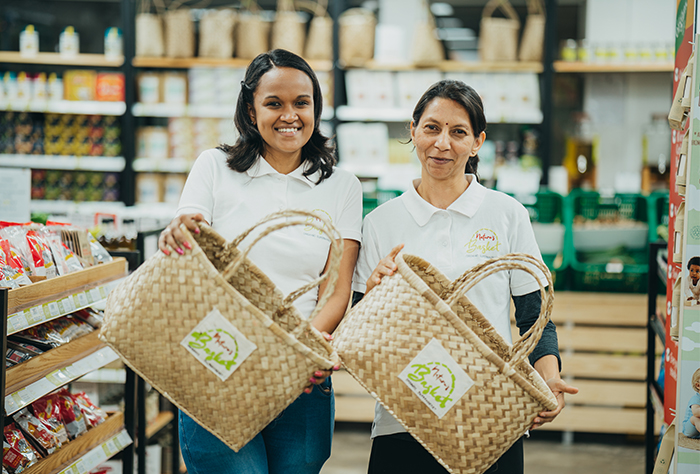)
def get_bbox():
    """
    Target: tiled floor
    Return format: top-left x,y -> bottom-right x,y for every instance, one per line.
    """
321,424 -> 647,474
